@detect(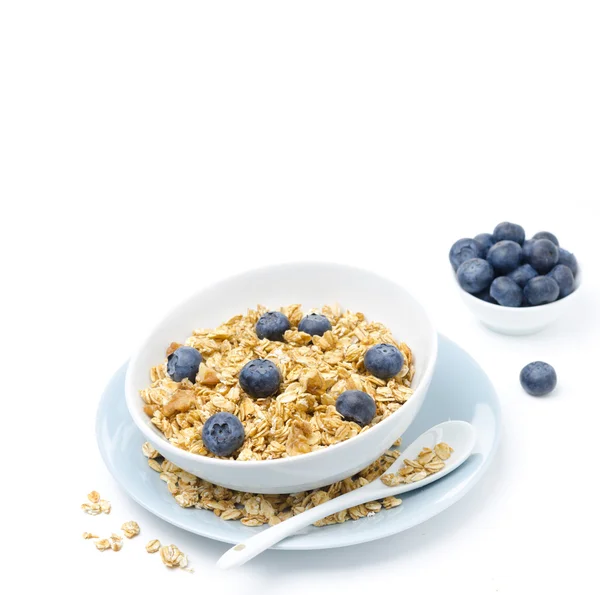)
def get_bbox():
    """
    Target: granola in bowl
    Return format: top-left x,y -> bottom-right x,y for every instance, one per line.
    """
140,304 -> 414,461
